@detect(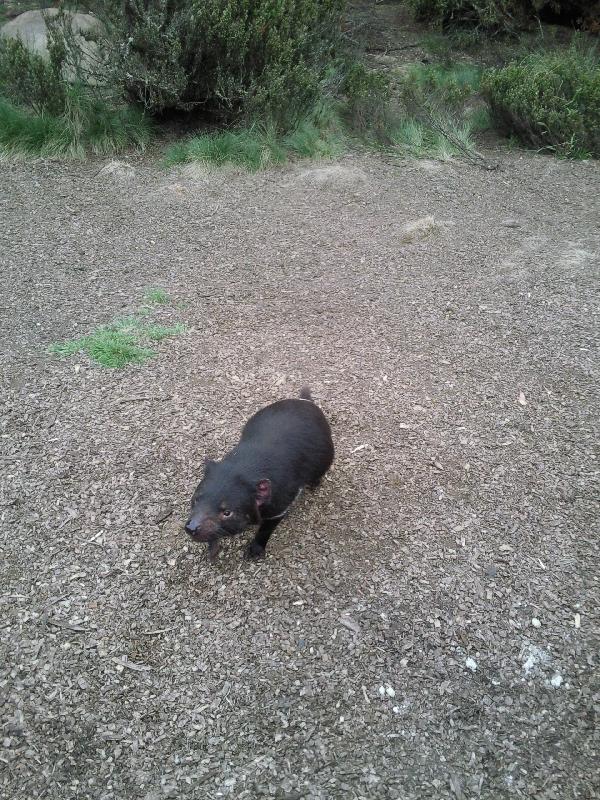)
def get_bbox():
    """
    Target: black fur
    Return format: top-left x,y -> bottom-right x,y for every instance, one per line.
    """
185,388 -> 334,561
